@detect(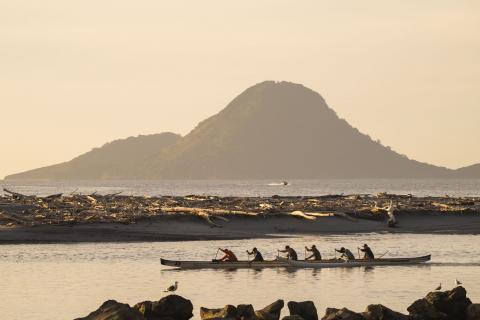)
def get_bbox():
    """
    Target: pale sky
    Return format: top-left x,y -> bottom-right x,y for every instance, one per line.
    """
1,1 -> 479,179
